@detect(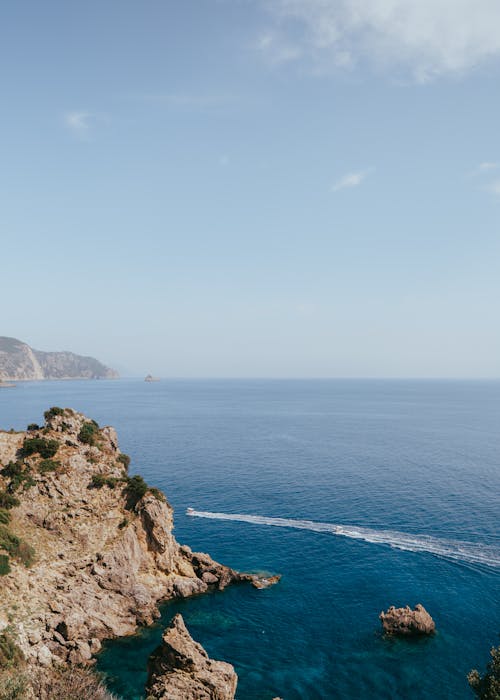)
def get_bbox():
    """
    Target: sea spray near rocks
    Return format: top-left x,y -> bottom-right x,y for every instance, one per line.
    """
187,509 -> 500,569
